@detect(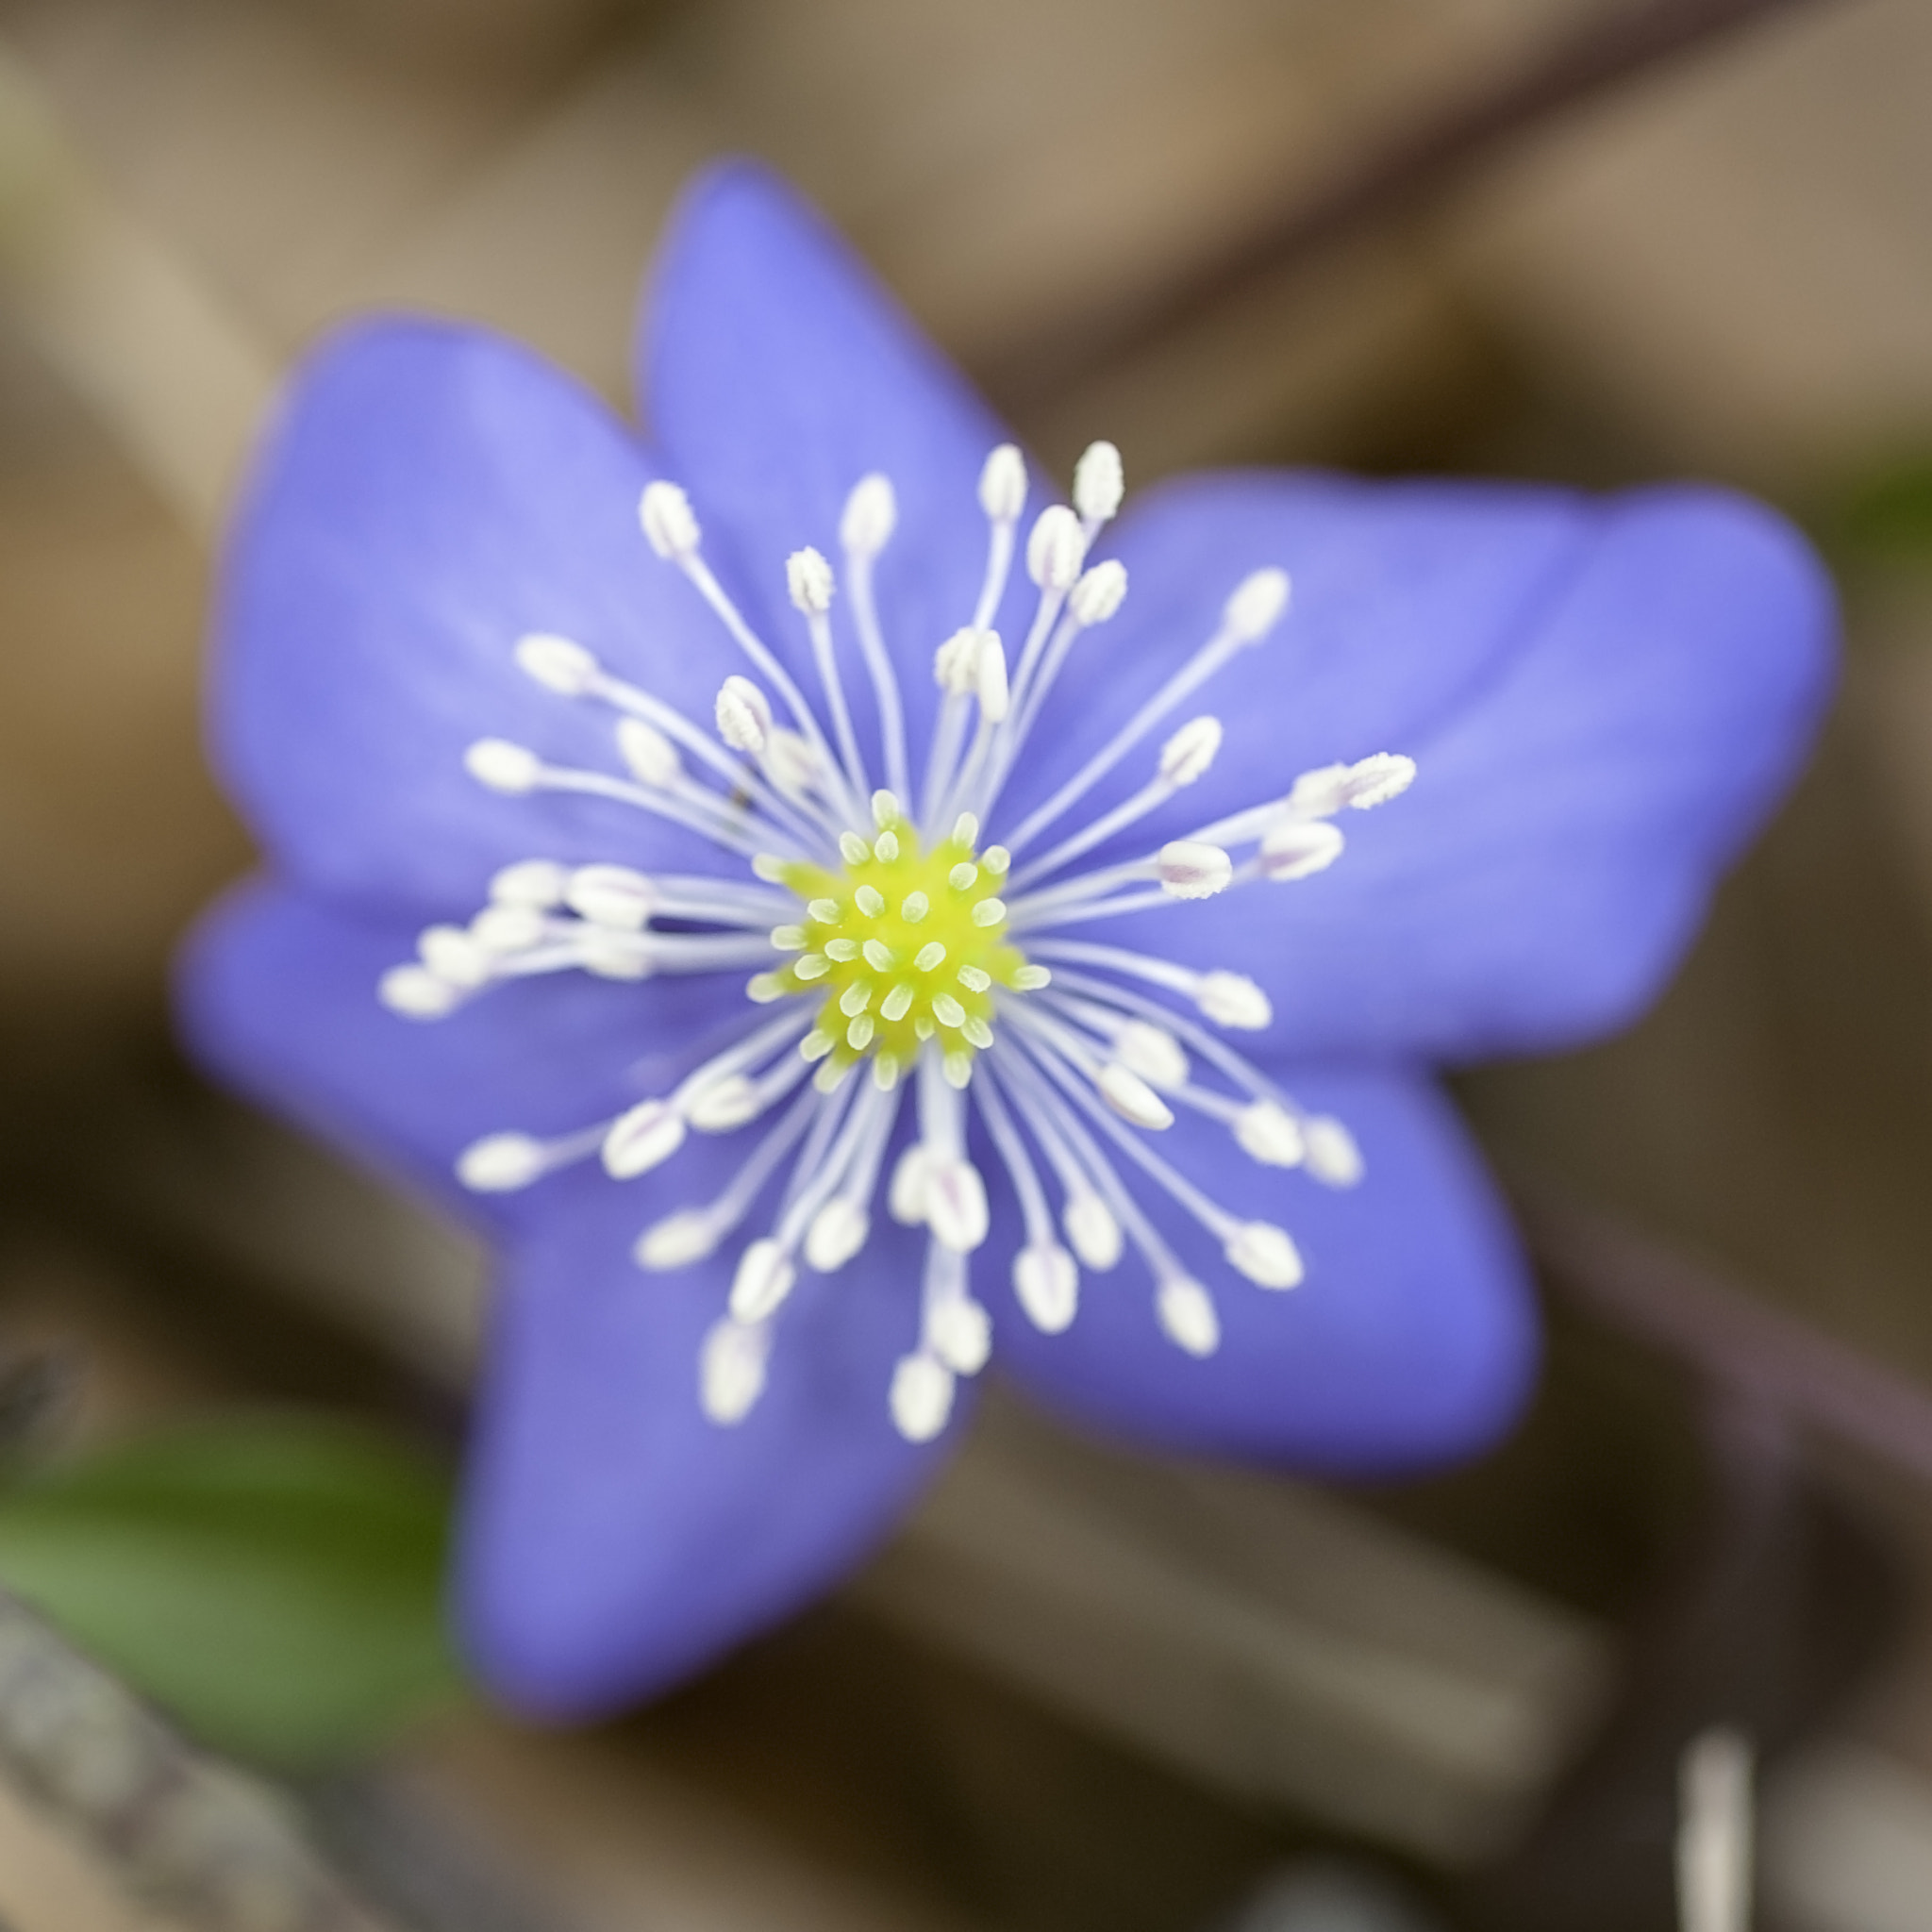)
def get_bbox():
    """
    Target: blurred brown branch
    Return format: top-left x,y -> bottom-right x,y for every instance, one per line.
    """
984,0 -> 1842,414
